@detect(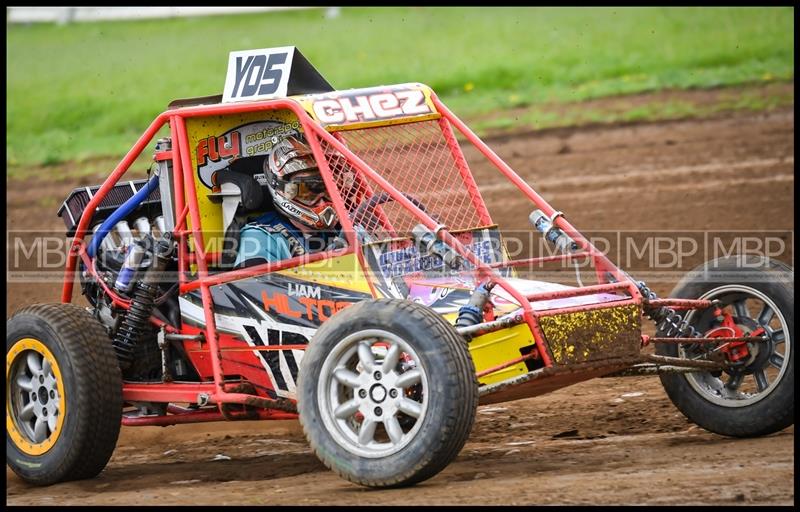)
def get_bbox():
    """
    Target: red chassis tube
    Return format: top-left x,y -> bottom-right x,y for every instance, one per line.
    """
122,410 -> 297,427
61,91 -> 653,422
122,404 -> 297,427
